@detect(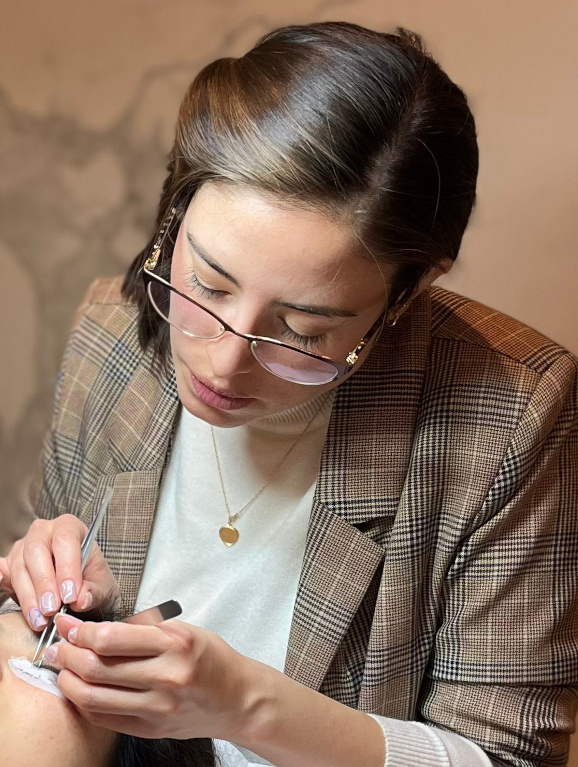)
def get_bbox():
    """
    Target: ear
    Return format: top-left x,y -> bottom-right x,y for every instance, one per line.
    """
415,257 -> 453,295
387,258 -> 453,326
